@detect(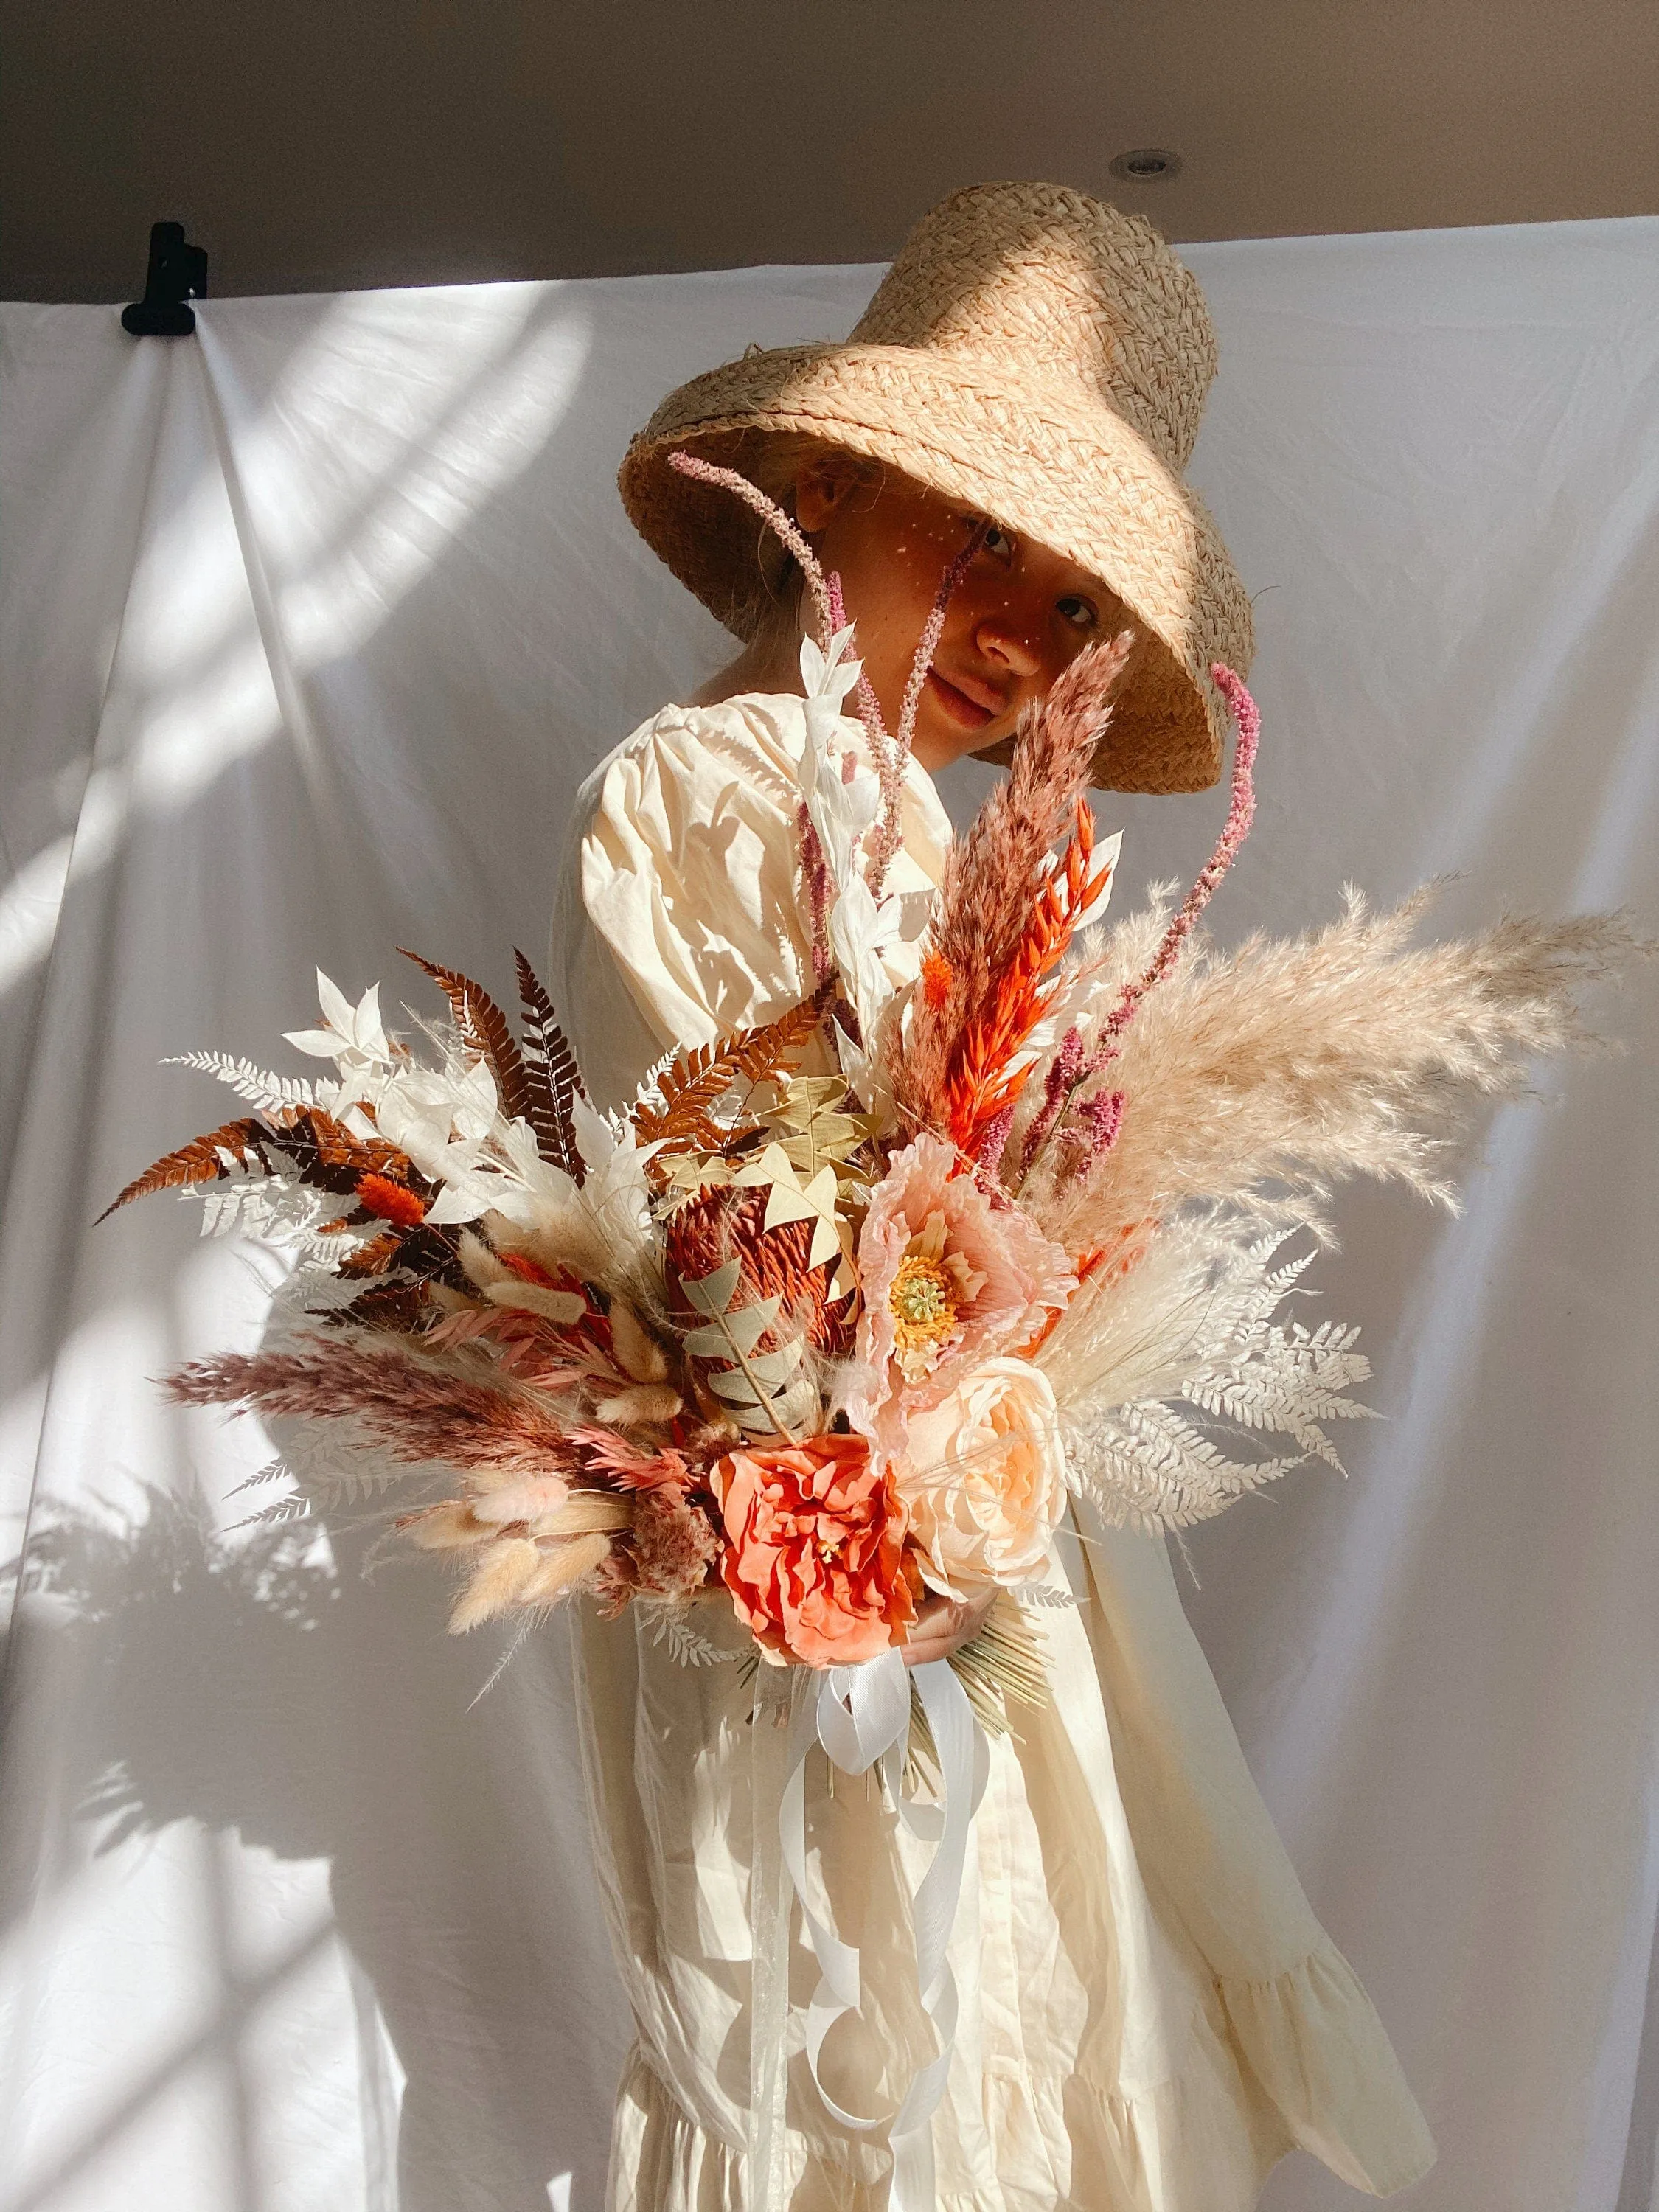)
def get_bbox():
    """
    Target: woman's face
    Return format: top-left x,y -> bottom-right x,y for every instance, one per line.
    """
794,457 -> 1126,773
